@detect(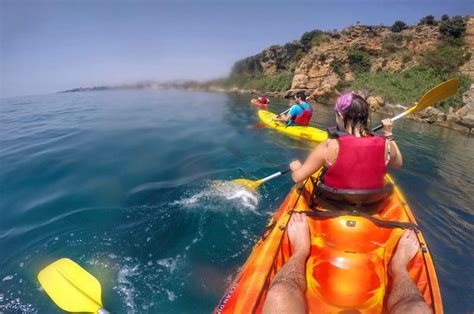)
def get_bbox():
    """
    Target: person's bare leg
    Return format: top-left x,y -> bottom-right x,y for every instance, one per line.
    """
387,230 -> 431,314
262,213 -> 310,314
